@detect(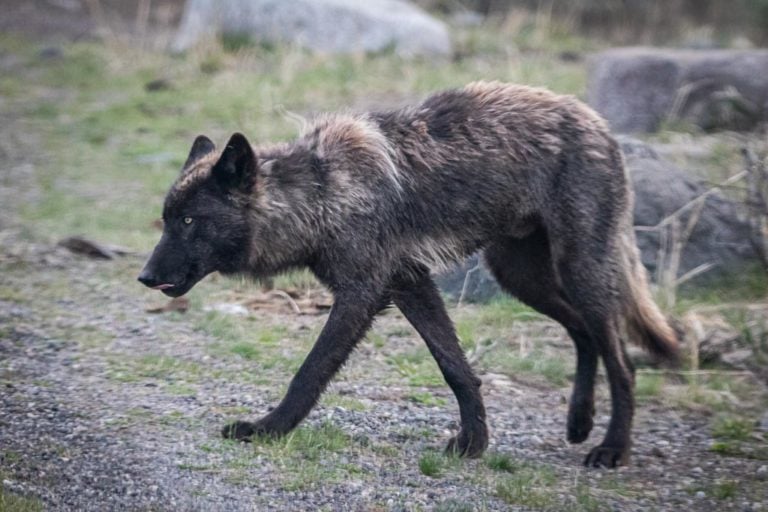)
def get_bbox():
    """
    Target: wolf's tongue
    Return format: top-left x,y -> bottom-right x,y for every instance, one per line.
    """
151,283 -> 175,290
